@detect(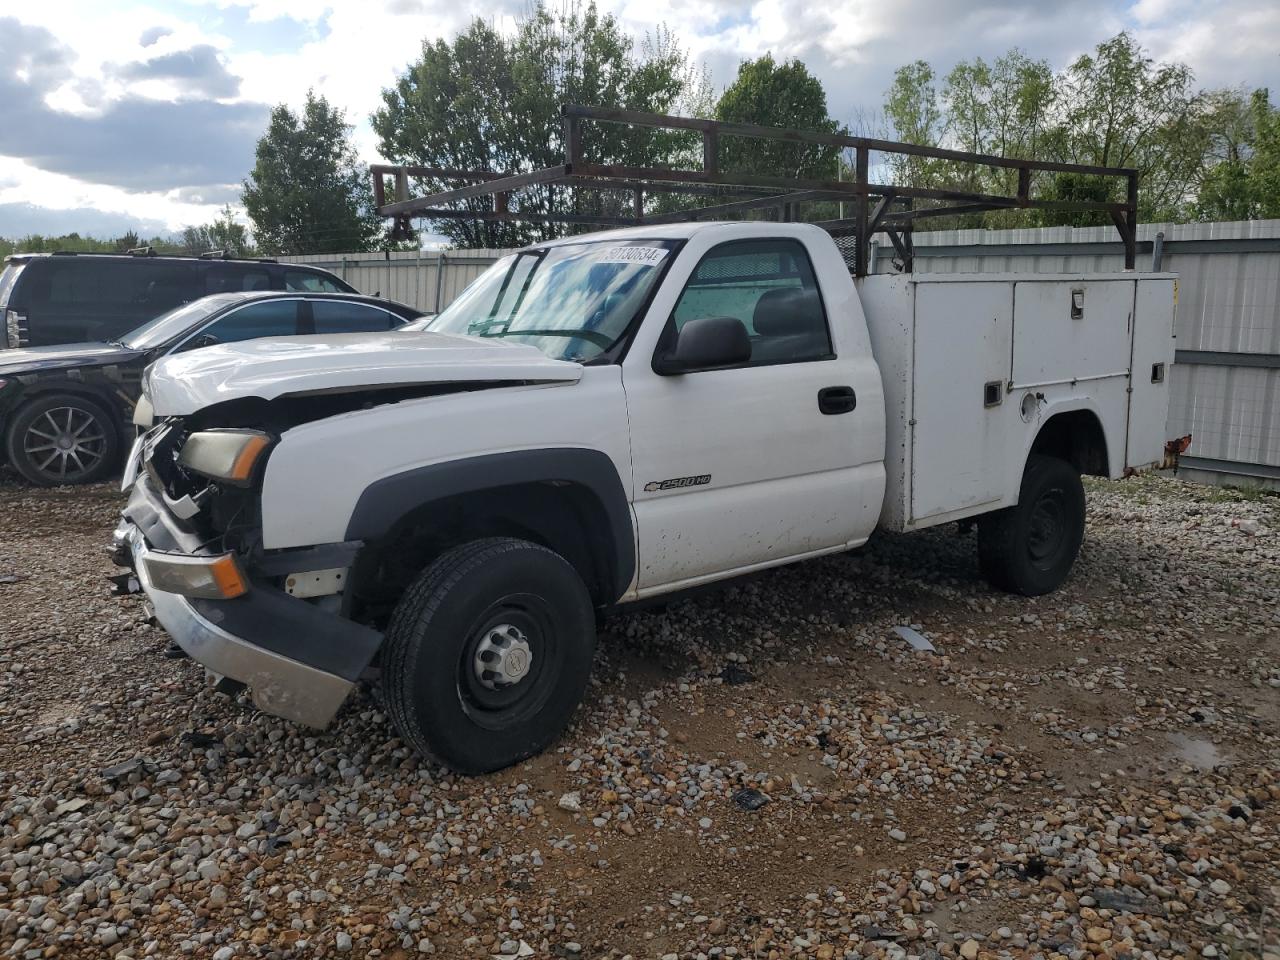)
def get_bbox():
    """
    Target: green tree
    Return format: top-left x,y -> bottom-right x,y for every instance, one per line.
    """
1245,88 -> 1280,218
1197,88 -> 1280,220
180,205 -> 255,257
713,55 -> 841,179
882,60 -> 948,189
243,92 -> 382,255
1040,32 -> 1202,223
942,51 -> 1055,206
372,1 -> 709,248
880,33 -> 1261,228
